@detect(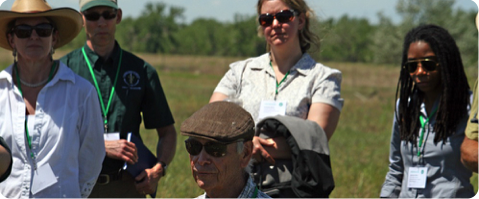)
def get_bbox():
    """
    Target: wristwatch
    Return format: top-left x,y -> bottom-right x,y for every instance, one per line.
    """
159,161 -> 167,176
